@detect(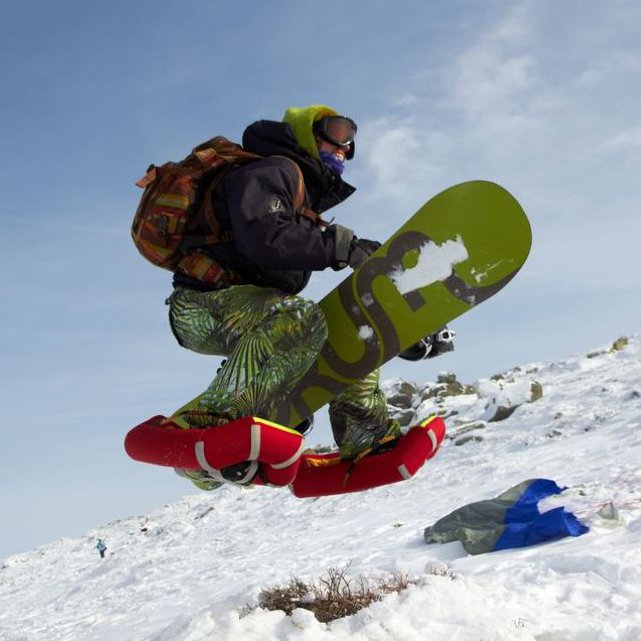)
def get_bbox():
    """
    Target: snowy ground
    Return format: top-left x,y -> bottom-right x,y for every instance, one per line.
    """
2,335 -> 641,641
